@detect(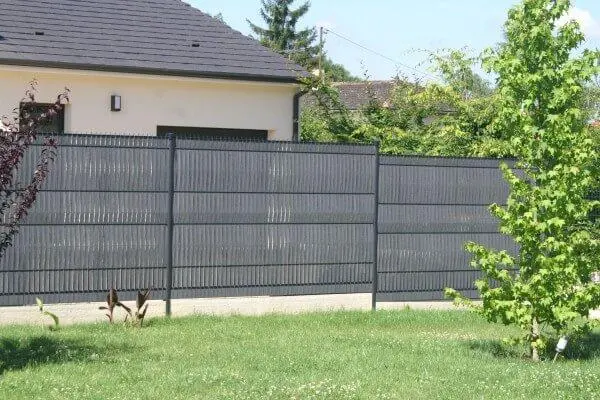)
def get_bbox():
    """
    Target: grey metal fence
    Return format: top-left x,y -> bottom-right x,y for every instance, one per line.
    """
1,135 -> 171,306
0,135 -> 377,306
0,134 -> 517,307
169,138 -> 377,300
375,156 -> 517,301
